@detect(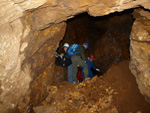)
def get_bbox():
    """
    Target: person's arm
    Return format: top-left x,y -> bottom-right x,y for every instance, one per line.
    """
91,62 -> 100,71
91,62 -> 96,70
